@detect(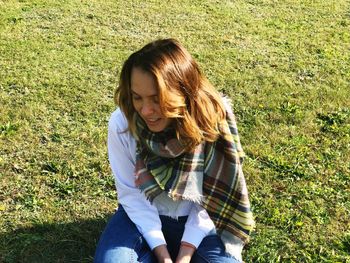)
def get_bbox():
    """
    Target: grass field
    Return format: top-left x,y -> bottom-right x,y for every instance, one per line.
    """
0,0 -> 349,262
